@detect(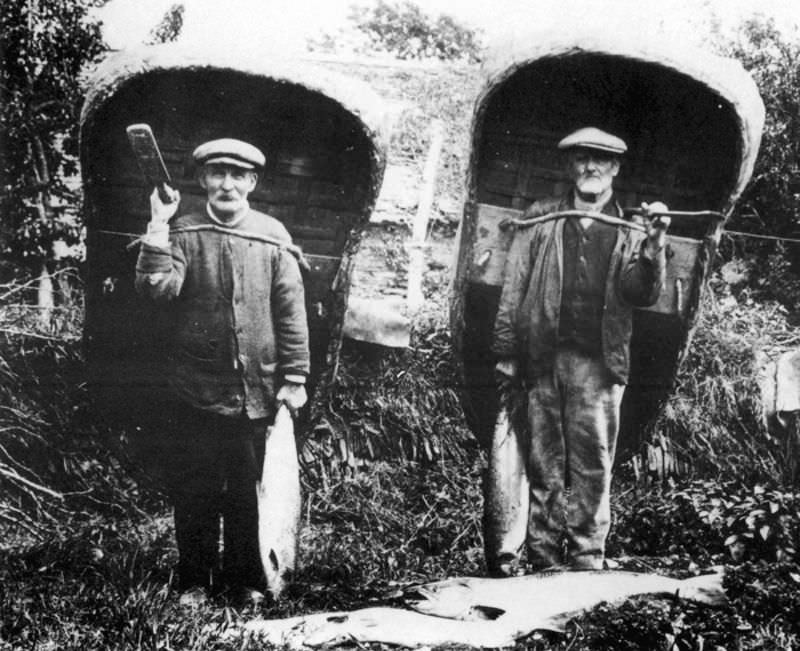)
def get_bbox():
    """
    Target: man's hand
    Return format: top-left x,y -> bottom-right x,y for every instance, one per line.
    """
149,185 -> 180,225
495,359 -> 519,391
276,382 -> 307,414
641,201 -> 670,257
